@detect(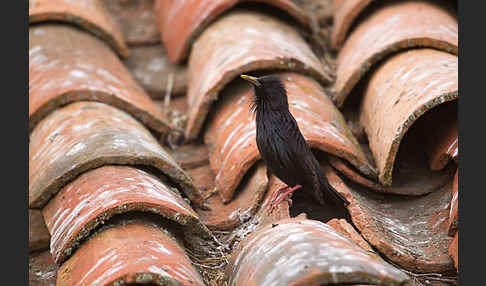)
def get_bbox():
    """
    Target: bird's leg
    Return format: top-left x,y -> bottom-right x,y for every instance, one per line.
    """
268,184 -> 302,213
